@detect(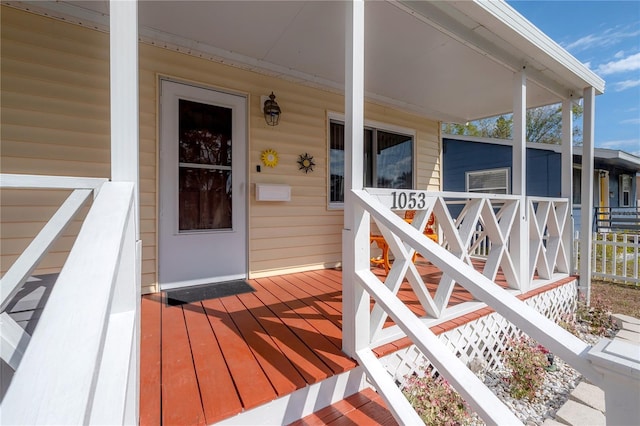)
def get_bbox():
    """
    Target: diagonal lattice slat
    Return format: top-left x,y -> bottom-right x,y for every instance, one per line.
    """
381,280 -> 577,387
528,198 -> 569,281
